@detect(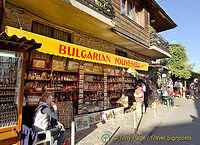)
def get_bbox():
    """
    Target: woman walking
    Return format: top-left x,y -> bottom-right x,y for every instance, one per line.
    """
134,84 -> 144,117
